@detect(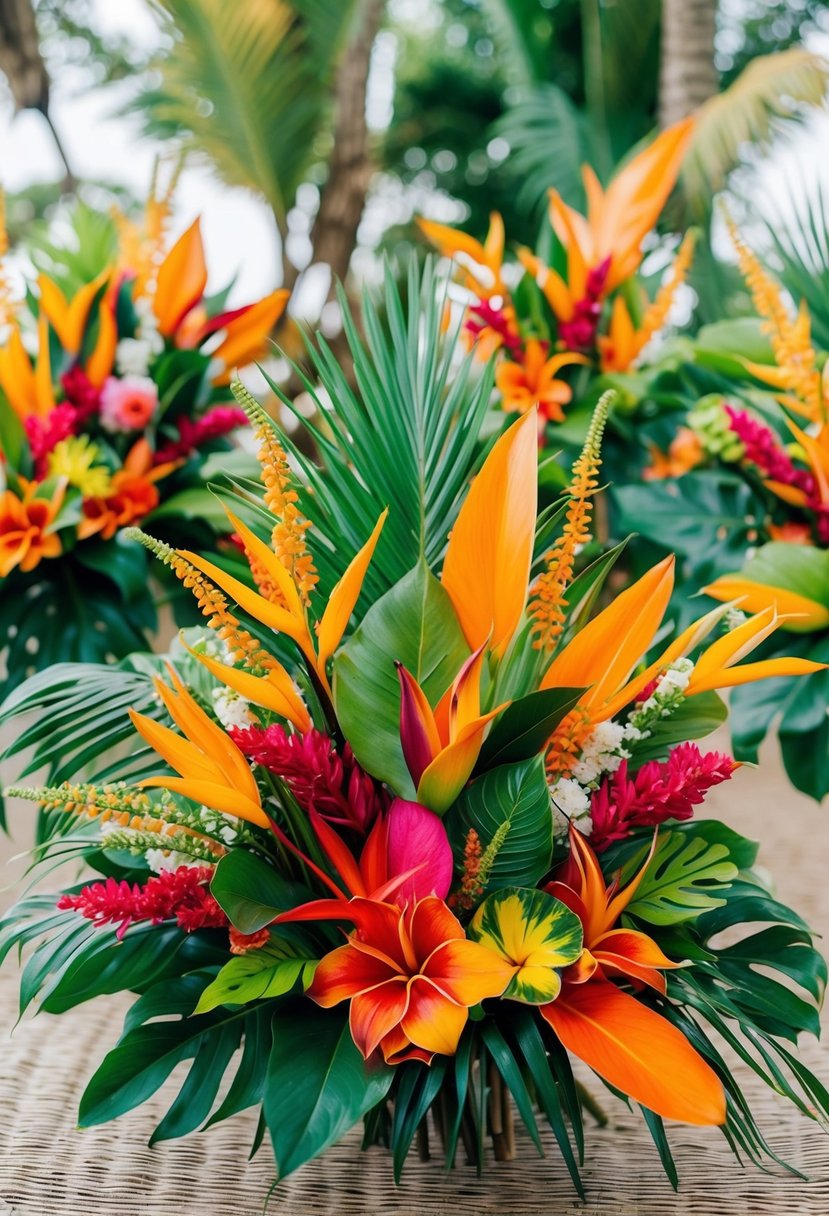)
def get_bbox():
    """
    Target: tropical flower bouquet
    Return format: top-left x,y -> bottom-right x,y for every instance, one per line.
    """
616,223 -> 829,800
0,178 -> 287,689
419,118 -> 697,450
2,267 -> 826,1190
